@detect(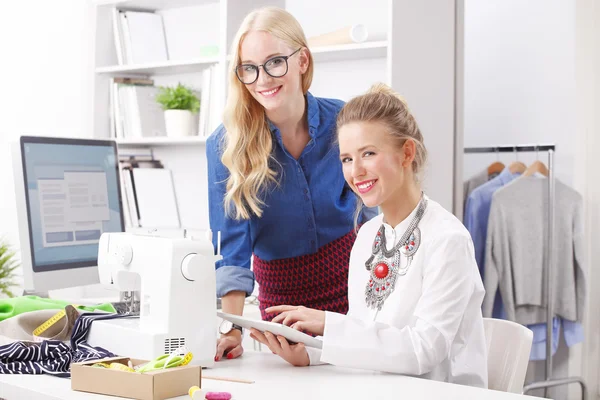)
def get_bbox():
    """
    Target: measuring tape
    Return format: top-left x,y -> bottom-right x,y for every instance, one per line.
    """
180,352 -> 193,366
32,305 -> 79,337
109,362 -> 136,373
91,362 -> 111,369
